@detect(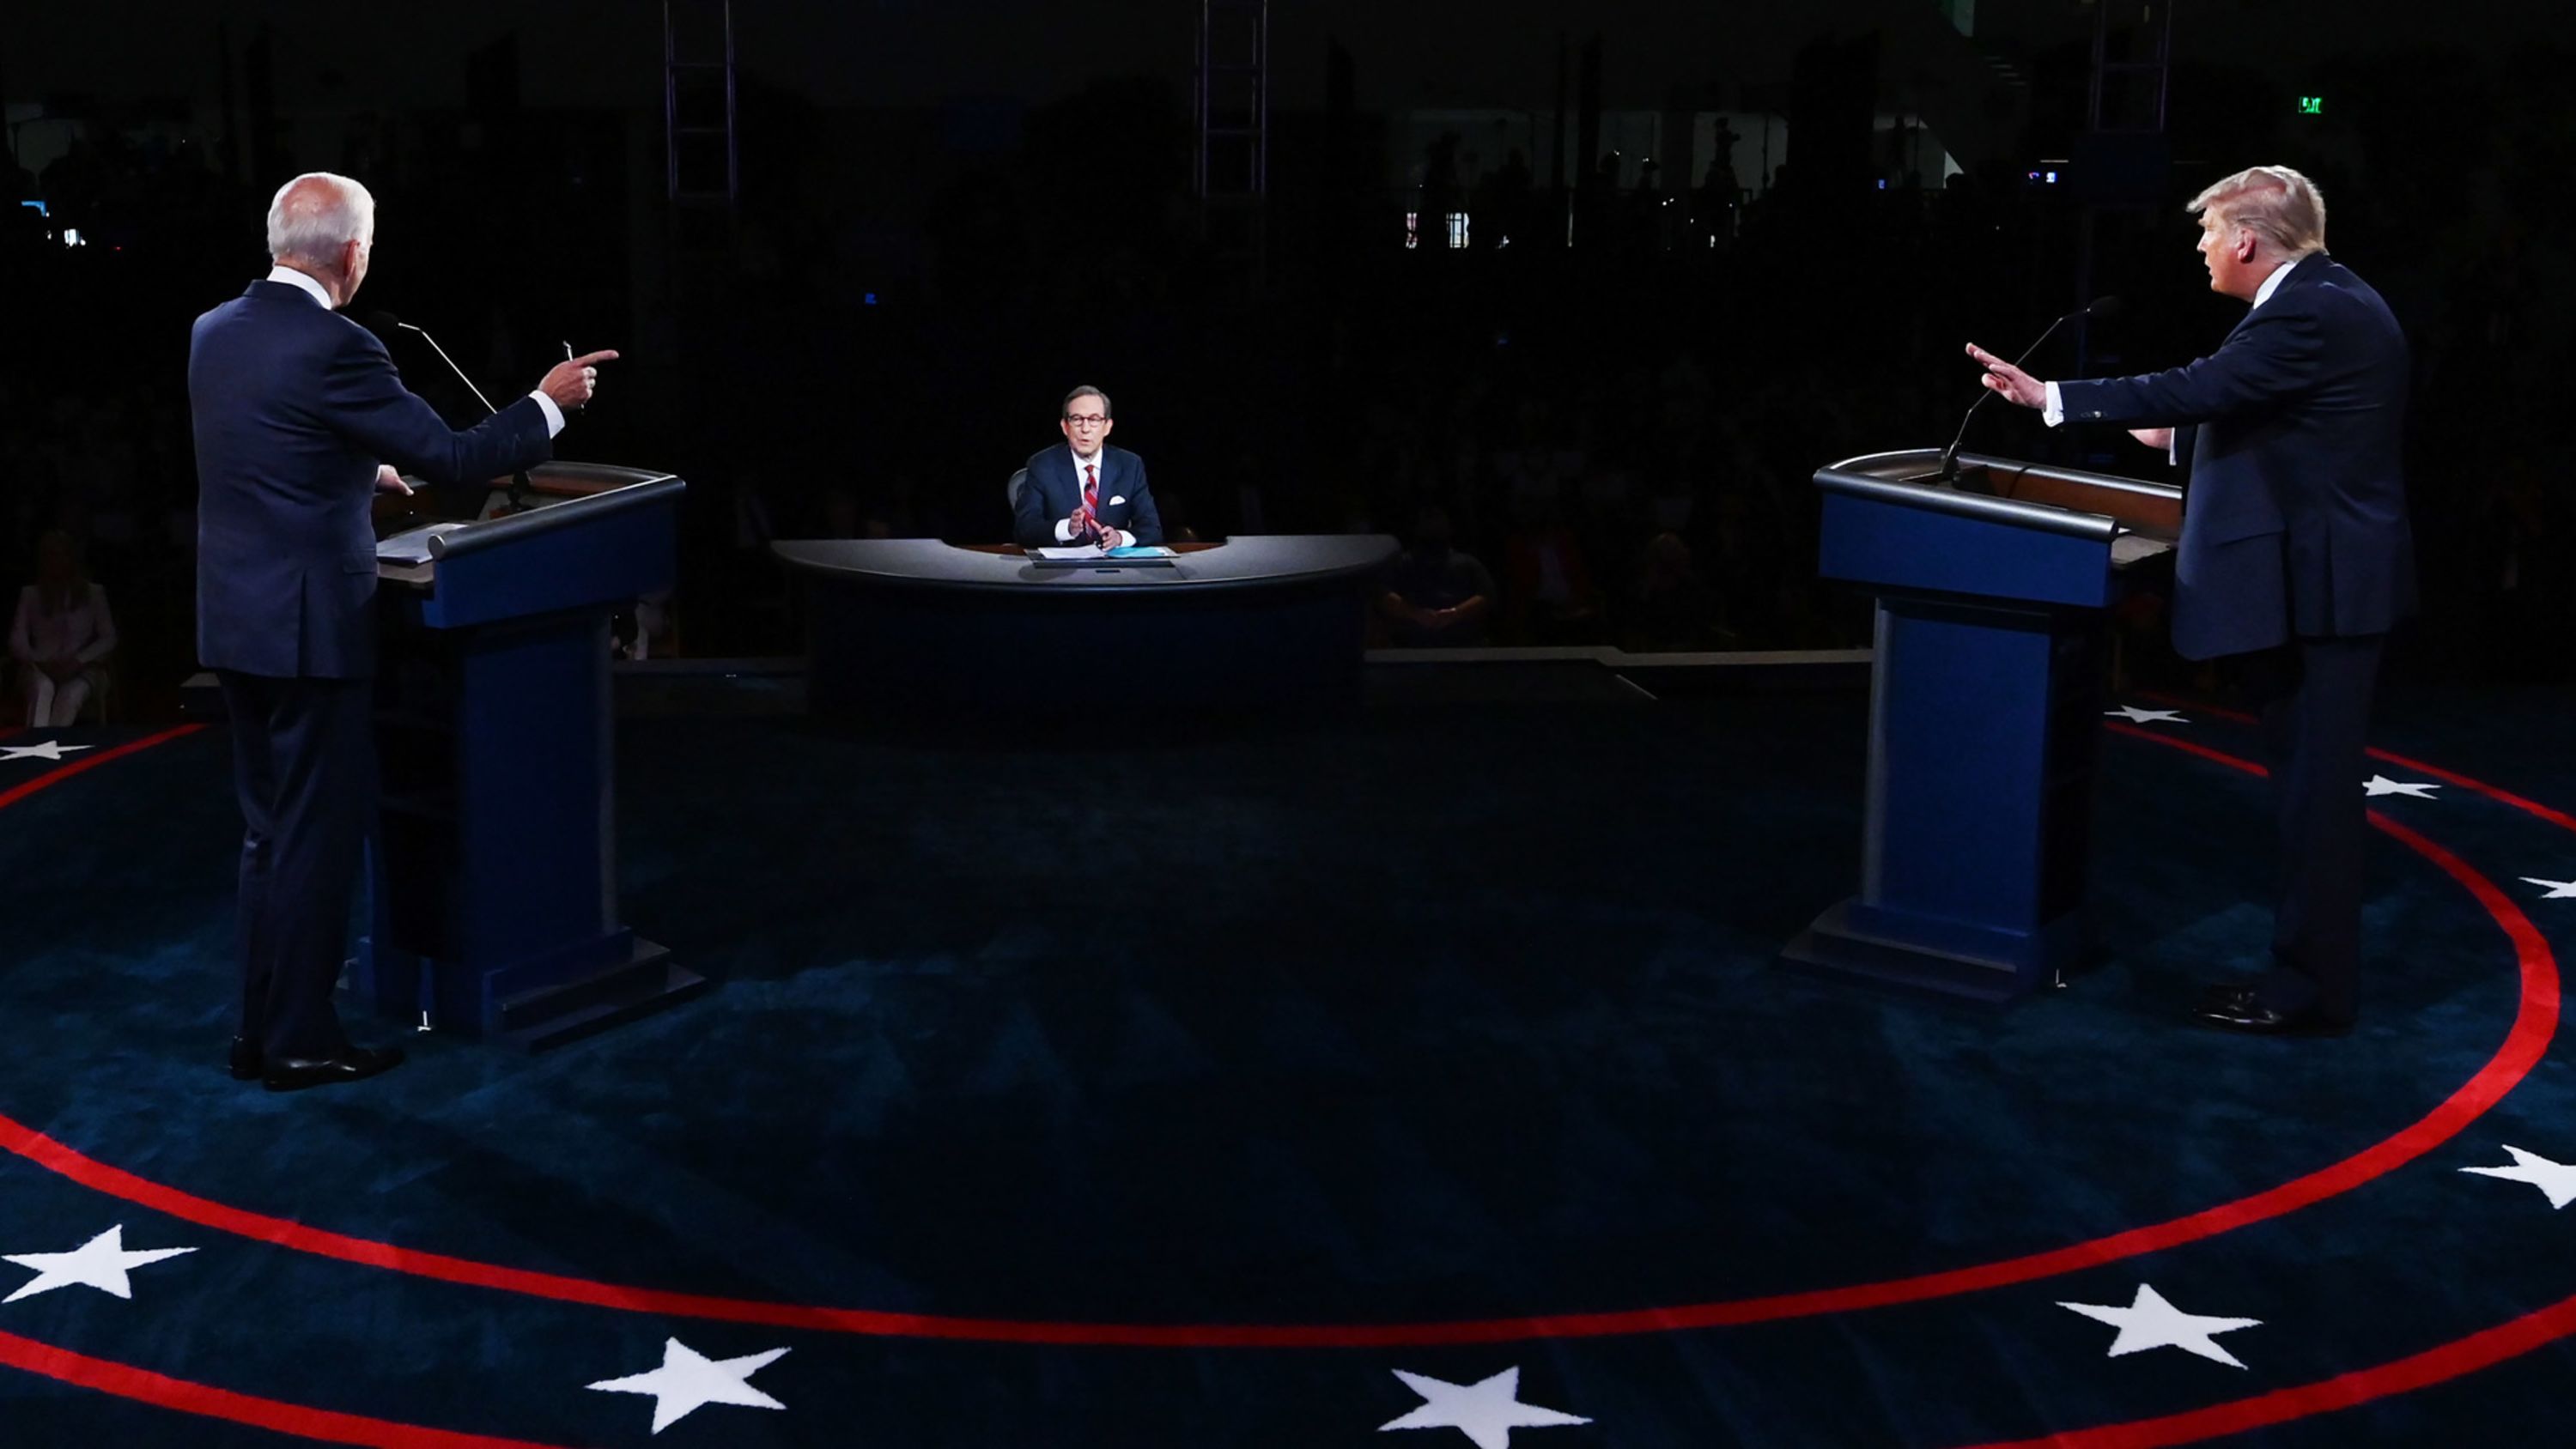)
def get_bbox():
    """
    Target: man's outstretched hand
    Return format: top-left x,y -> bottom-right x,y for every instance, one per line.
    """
1964,343 -> 2047,409
539,349 -> 620,411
